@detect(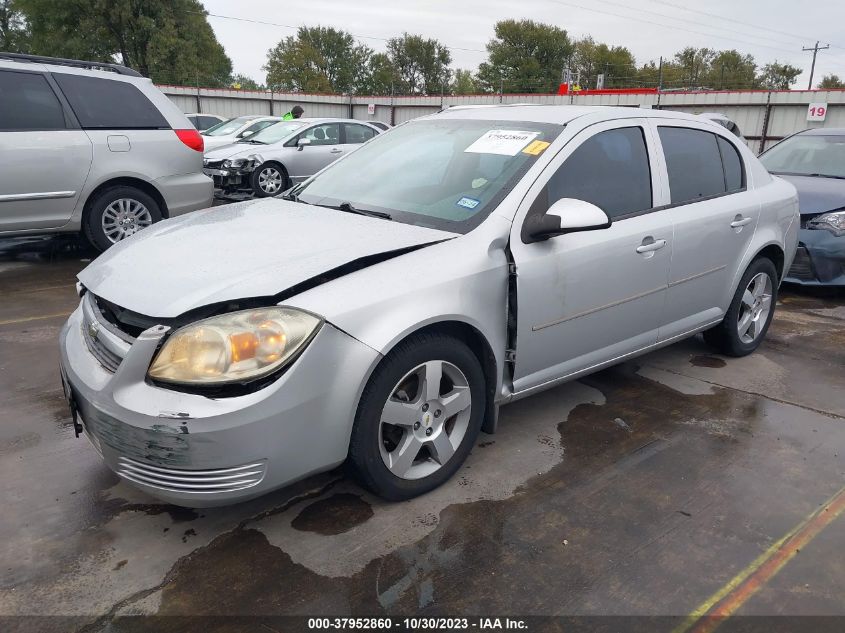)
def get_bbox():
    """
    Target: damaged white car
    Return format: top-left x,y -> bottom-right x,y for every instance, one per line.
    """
60,105 -> 798,506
